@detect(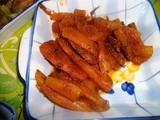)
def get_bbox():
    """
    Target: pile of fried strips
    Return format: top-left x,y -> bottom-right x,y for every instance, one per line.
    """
35,4 -> 153,112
